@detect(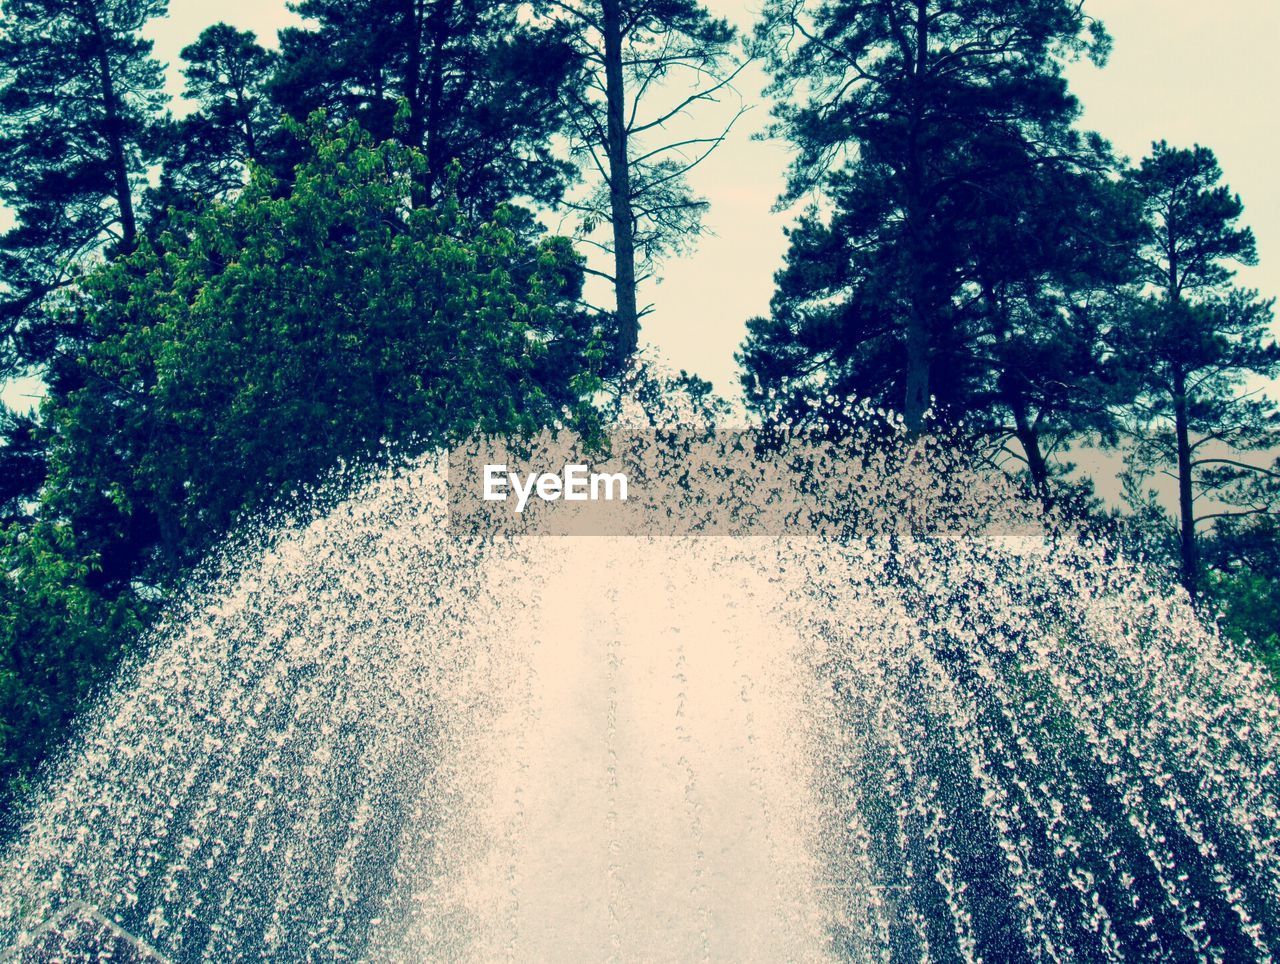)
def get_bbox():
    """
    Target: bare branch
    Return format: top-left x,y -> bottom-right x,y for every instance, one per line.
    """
628,58 -> 748,136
